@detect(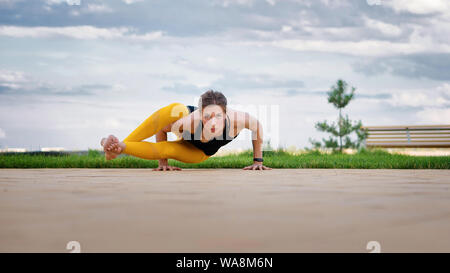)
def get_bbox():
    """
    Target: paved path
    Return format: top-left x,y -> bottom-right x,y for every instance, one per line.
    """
1,169 -> 449,252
